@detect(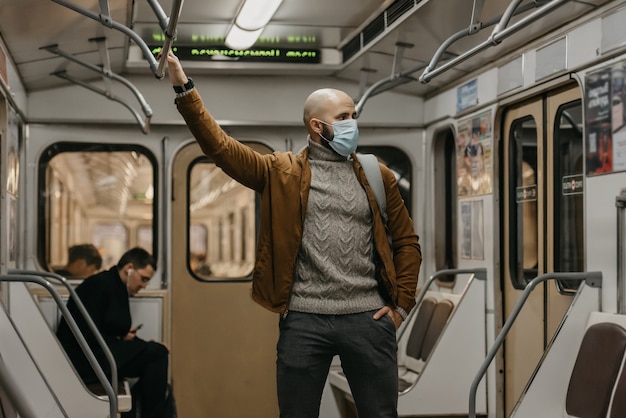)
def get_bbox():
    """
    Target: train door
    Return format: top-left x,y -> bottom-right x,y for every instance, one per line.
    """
501,85 -> 583,415
170,142 -> 279,418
